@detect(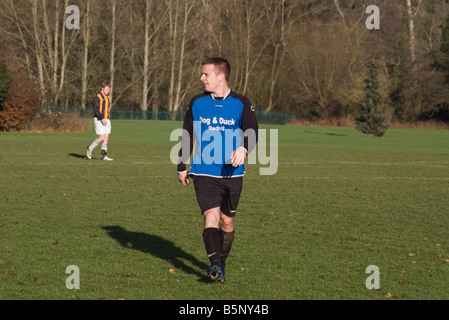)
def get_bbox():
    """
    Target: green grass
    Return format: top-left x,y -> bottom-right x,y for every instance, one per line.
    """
1,120 -> 449,300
